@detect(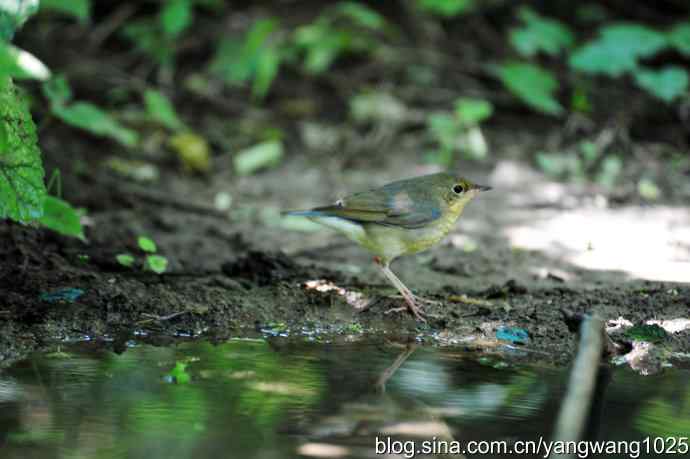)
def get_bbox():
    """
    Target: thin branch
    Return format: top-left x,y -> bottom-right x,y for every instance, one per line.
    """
551,314 -> 606,458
